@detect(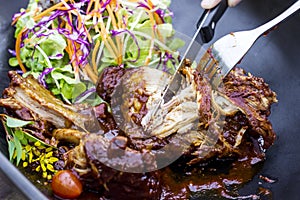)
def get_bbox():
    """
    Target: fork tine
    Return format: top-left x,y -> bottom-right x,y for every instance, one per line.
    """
204,59 -> 216,75
207,63 -> 218,79
197,50 -> 218,78
196,49 -> 224,88
197,51 -> 212,72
